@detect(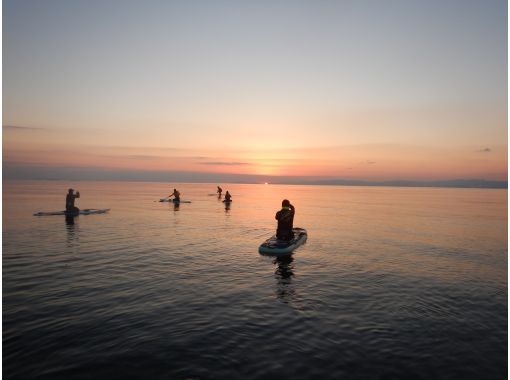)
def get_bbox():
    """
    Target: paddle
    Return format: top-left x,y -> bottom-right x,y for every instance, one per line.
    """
155,195 -> 173,202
